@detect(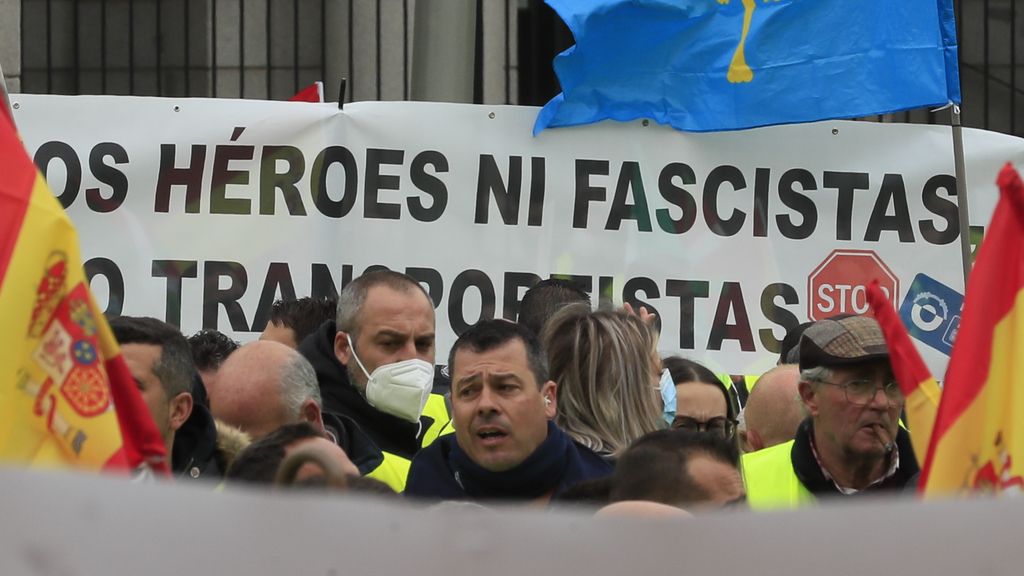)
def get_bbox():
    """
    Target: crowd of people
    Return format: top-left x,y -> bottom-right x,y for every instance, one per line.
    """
115,270 -> 918,515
